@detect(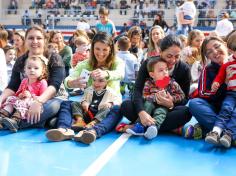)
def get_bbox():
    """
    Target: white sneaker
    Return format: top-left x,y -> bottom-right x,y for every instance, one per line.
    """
144,125 -> 158,140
